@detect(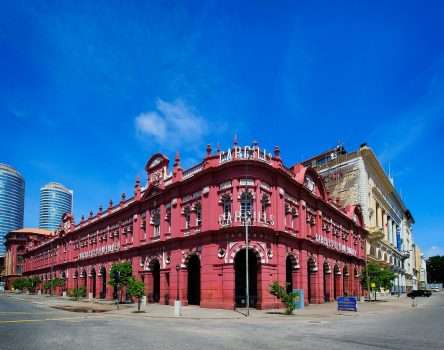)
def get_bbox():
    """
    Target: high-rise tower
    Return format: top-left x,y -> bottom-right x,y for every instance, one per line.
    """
0,164 -> 25,256
39,182 -> 73,231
